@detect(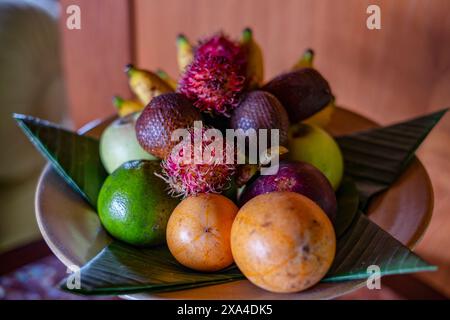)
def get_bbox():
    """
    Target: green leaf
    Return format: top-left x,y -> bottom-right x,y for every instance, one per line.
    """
13,114 -> 107,209
324,212 -> 436,281
336,108 -> 448,207
61,242 -> 245,295
334,176 -> 359,238
60,194 -> 434,295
